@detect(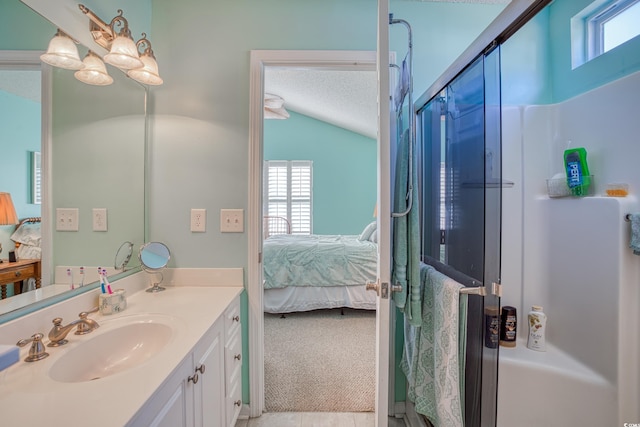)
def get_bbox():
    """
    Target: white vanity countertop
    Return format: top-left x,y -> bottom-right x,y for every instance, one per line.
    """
0,284 -> 243,427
